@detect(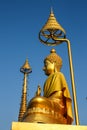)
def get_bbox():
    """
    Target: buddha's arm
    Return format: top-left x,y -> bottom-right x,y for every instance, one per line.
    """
48,90 -> 63,99
44,73 -> 65,98
60,73 -> 71,99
